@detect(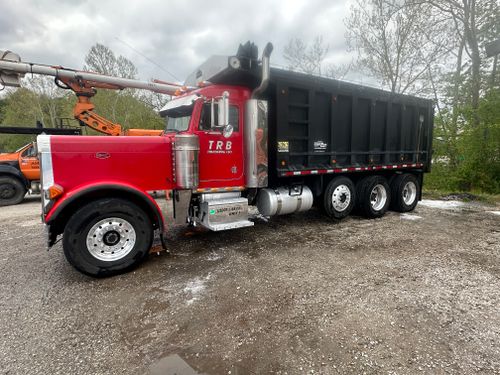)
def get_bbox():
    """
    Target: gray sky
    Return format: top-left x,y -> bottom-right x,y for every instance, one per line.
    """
1,0 -> 360,84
